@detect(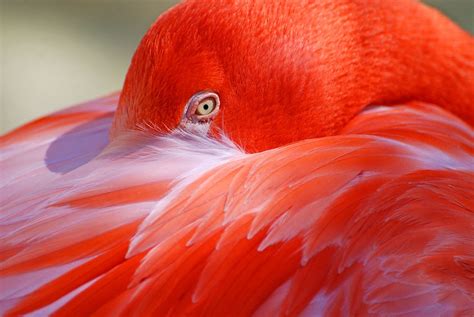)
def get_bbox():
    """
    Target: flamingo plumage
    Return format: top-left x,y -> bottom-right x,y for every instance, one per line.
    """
1,0 -> 474,316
